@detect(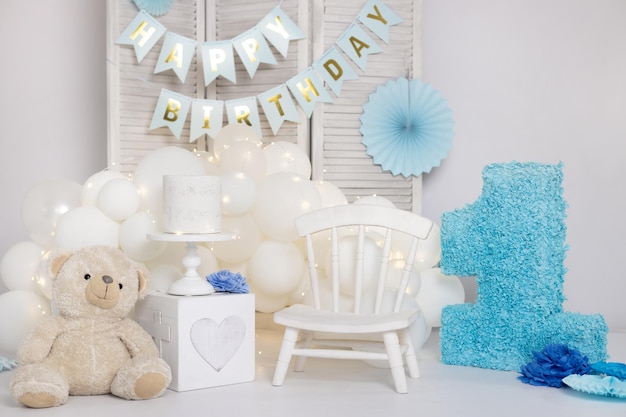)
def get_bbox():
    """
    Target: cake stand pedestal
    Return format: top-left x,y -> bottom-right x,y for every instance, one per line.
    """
147,232 -> 236,296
